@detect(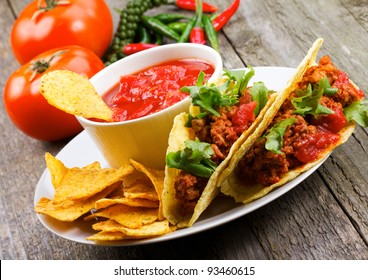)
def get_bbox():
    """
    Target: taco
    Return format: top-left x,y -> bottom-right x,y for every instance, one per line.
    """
219,38 -> 368,204
162,58 -> 300,227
